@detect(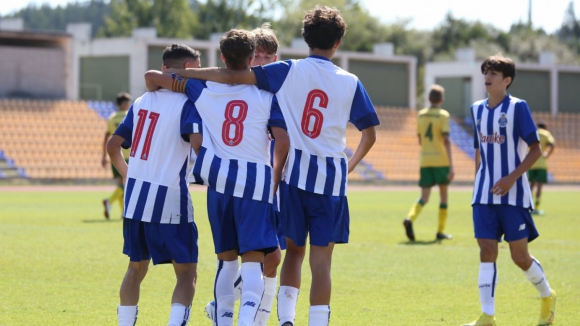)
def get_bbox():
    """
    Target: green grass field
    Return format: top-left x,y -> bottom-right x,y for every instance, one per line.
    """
1,187 -> 579,326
